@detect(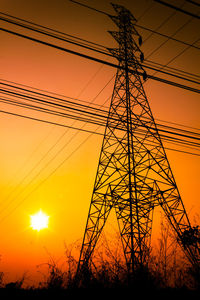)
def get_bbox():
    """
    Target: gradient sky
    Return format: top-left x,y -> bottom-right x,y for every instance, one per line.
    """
0,0 -> 200,285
